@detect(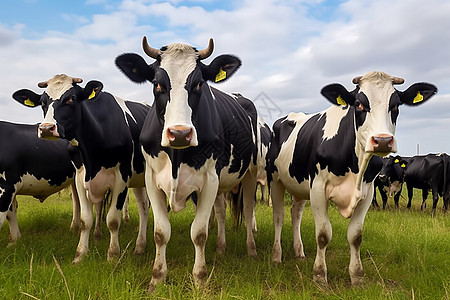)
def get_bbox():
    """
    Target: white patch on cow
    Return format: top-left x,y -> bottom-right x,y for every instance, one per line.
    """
208,85 -> 216,100
44,74 -> 74,100
357,72 -> 398,153
16,173 -> 72,198
160,43 -> 198,147
0,187 -> 4,198
40,103 -> 58,138
113,95 -> 137,125
0,171 -> 6,181
321,105 -> 350,141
